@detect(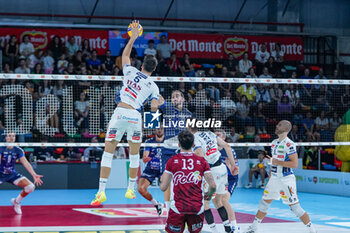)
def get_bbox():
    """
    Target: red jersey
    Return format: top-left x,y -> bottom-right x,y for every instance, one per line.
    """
165,152 -> 211,215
